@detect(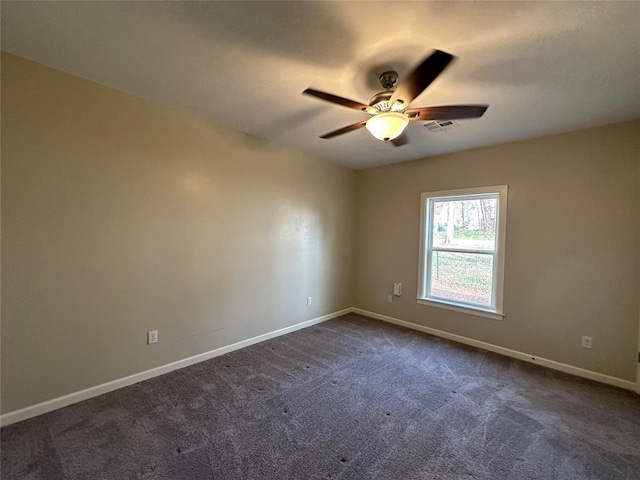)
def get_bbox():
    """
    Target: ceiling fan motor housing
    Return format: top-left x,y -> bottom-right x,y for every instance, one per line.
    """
369,71 -> 405,112
369,90 -> 406,113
